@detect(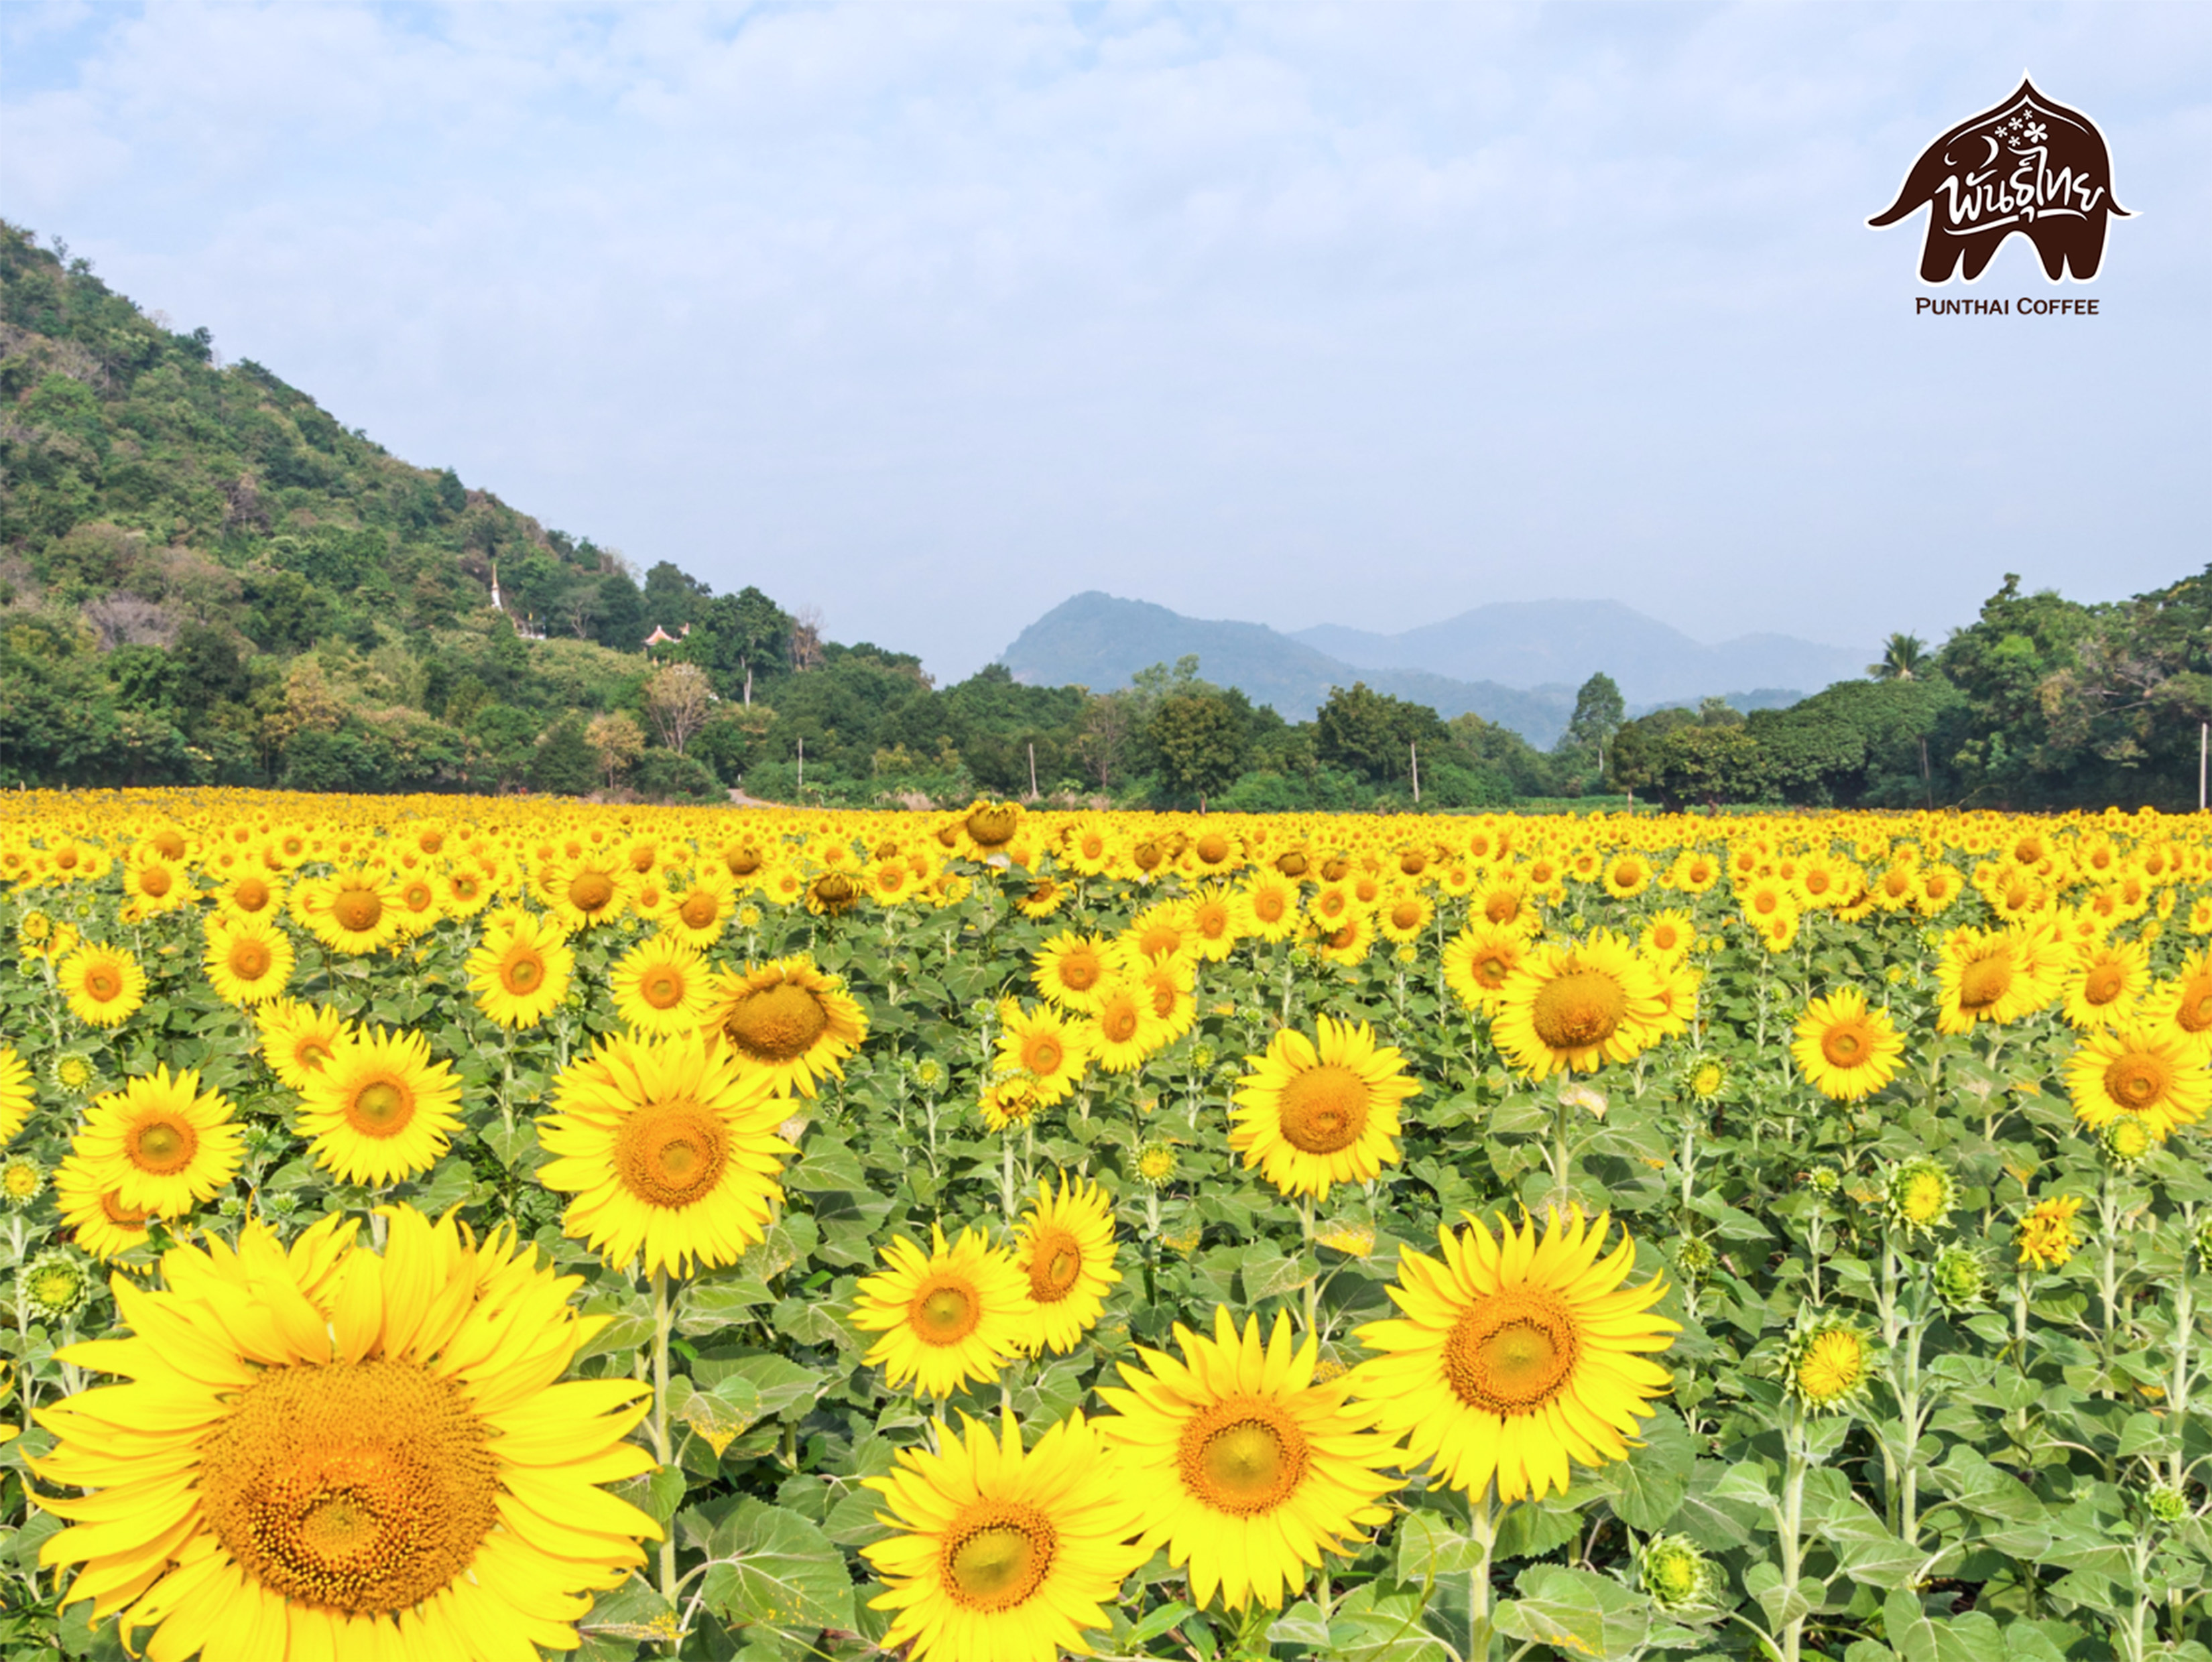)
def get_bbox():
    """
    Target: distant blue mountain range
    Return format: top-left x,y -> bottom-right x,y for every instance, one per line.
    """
999,593 -> 1865,749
